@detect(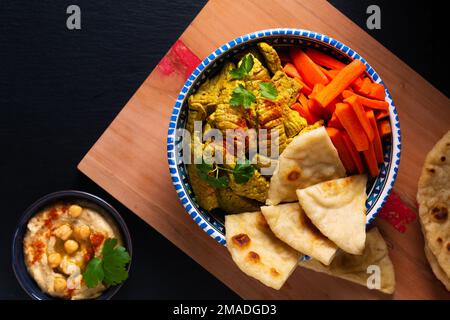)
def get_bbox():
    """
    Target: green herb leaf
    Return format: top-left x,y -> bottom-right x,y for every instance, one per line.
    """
102,239 -> 131,286
229,54 -> 254,79
82,238 -> 130,288
82,257 -> 104,288
196,161 -> 229,188
233,160 -> 256,184
259,82 -> 278,100
230,84 -> 256,108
